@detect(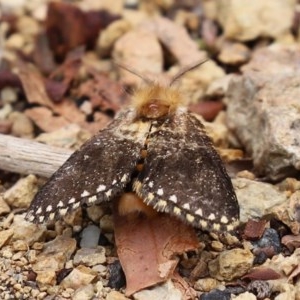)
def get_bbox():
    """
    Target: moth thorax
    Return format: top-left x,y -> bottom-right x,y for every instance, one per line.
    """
140,99 -> 170,119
